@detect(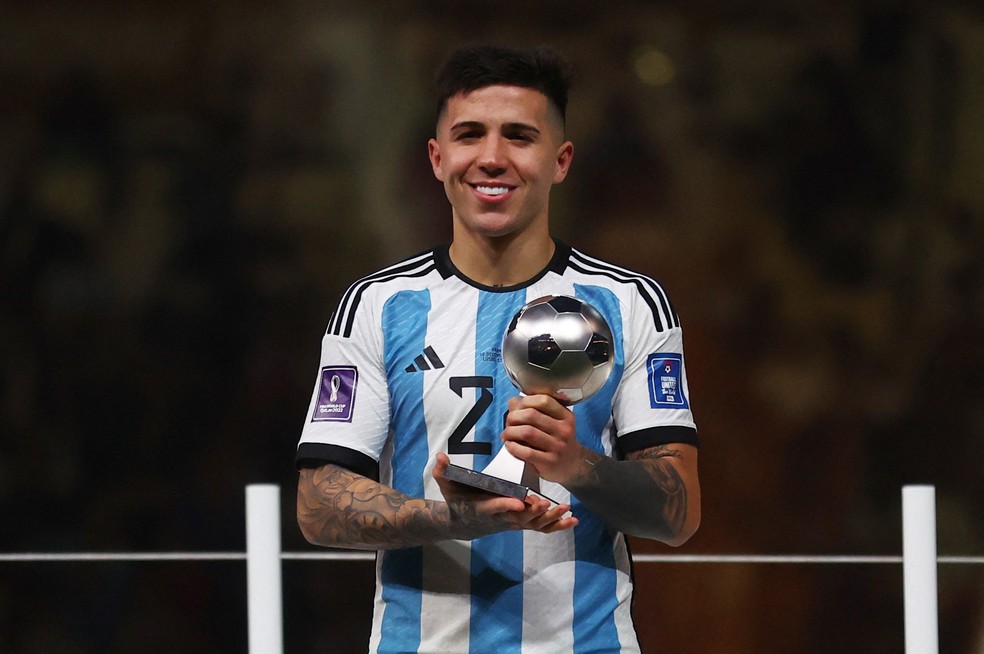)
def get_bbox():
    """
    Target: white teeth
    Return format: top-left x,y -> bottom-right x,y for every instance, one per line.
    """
476,185 -> 509,196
